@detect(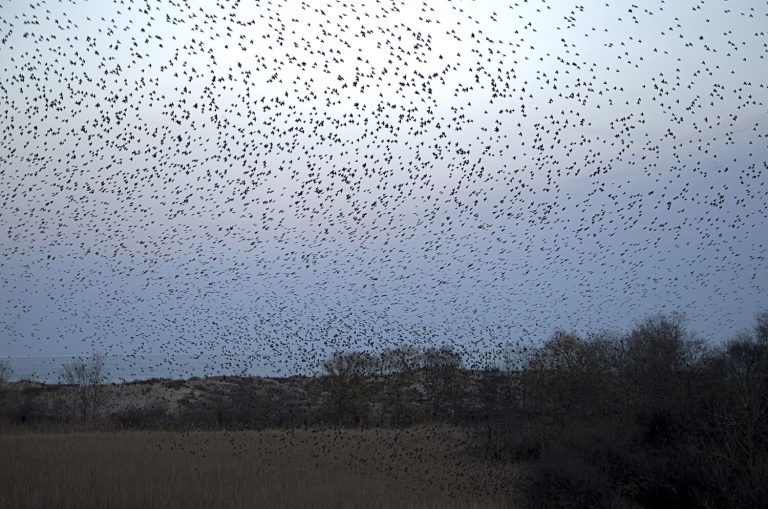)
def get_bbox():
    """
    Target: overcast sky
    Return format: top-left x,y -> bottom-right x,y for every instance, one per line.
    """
1,0 -> 766,372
